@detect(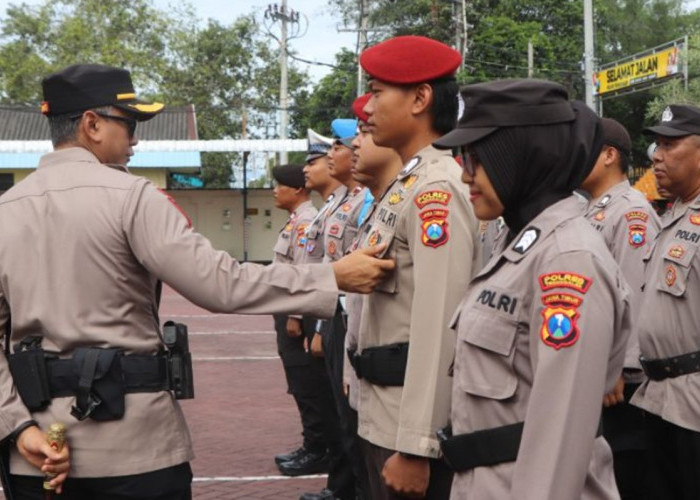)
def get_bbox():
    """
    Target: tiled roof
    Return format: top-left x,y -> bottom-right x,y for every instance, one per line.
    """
0,104 -> 198,141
